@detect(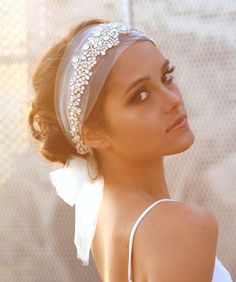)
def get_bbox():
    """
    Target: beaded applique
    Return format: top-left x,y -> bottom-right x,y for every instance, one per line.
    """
68,23 -> 132,154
